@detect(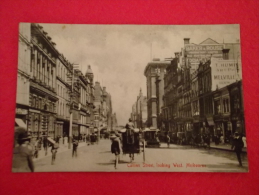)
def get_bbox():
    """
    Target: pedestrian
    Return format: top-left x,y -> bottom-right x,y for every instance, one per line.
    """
110,134 -> 122,169
51,141 -> 59,165
12,127 -> 34,172
231,132 -> 244,166
125,118 -> 135,144
72,138 -> 79,157
33,138 -> 40,158
166,134 -> 170,148
43,136 -> 48,155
